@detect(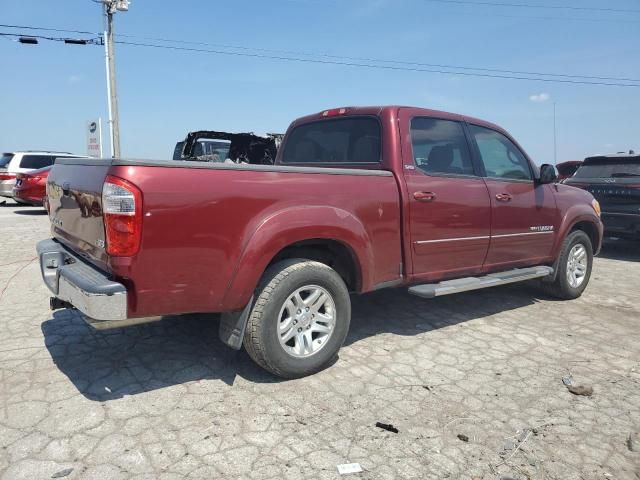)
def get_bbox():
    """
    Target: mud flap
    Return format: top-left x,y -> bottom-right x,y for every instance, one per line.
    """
218,296 -> 254,350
